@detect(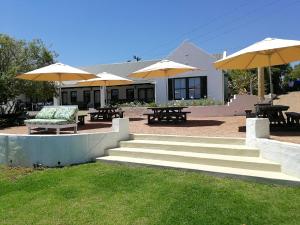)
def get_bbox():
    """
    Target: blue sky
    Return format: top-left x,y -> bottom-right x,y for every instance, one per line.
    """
1,0 -> 299,66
